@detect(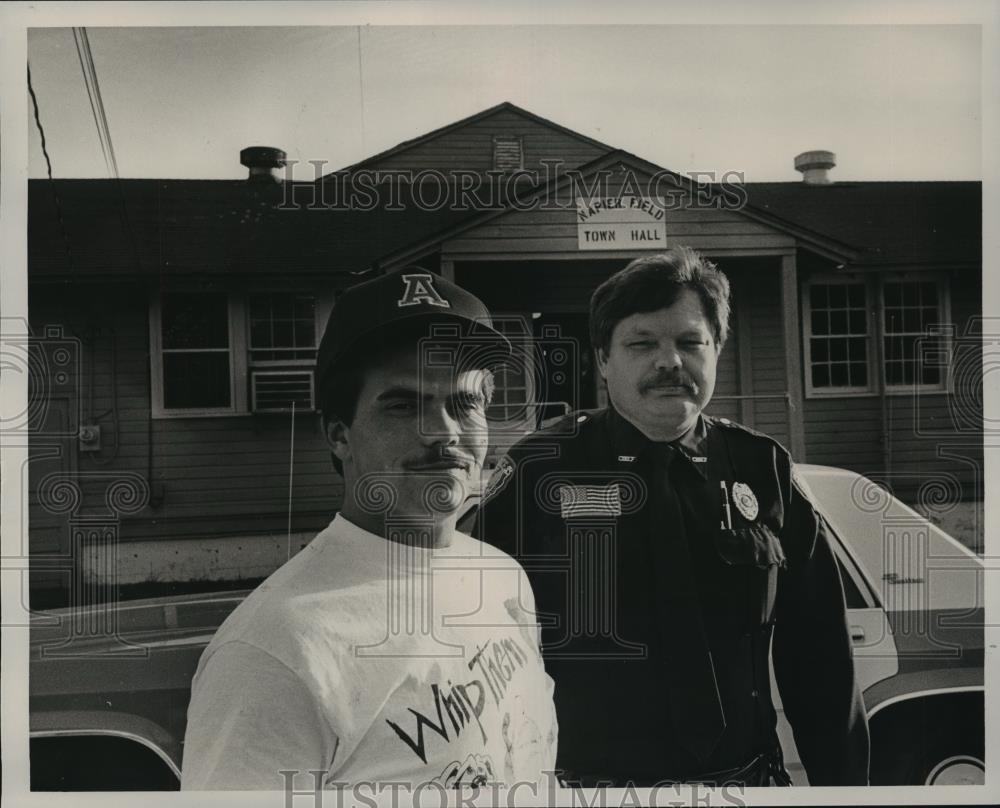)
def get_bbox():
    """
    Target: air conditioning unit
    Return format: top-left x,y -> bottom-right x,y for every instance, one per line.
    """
251,369 -> 315,413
